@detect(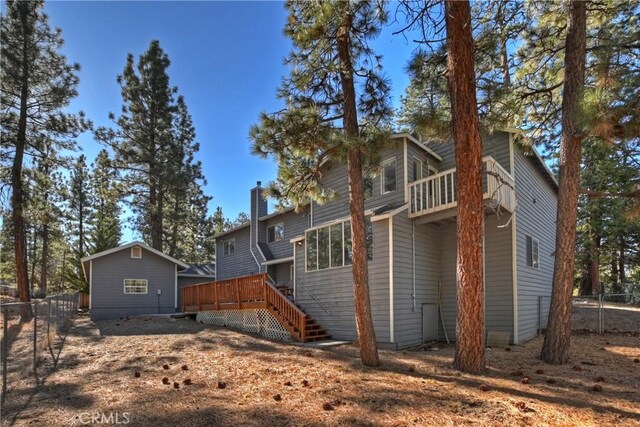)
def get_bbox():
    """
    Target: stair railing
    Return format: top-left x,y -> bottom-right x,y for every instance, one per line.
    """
298,283 -> 331,315
264,275 -> 307,340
